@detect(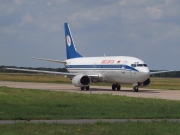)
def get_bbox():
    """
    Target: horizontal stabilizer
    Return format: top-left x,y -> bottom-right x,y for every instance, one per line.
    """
30,57 -> 66,64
